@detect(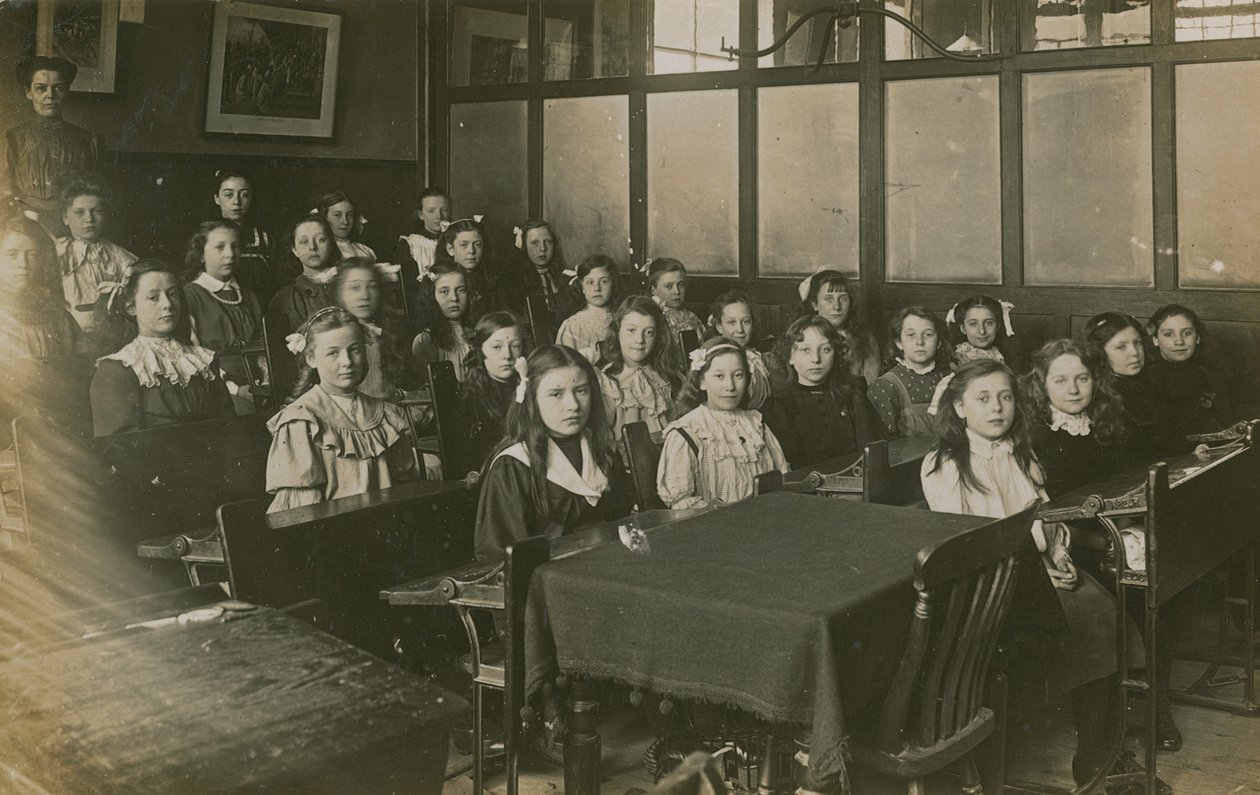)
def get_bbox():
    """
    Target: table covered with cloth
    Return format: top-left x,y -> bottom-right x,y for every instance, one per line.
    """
523,492 -> 991,792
